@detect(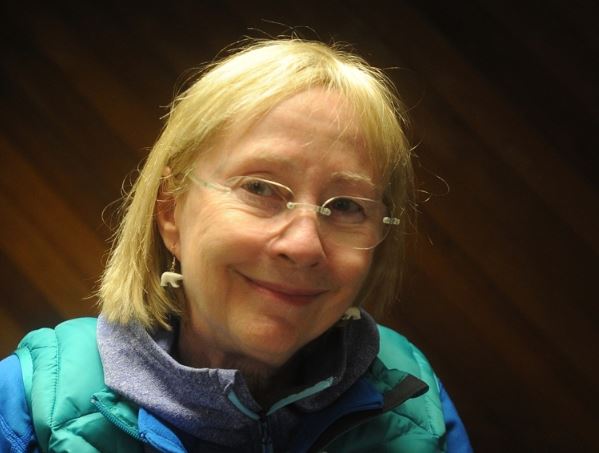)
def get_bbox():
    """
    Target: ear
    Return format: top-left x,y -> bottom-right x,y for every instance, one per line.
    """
155,167 -> 180,258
